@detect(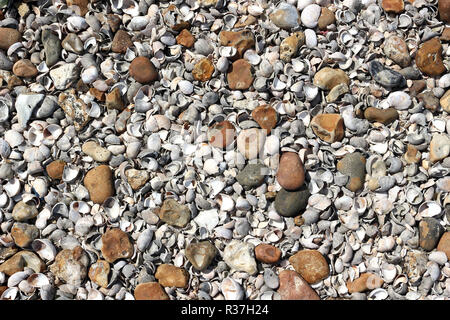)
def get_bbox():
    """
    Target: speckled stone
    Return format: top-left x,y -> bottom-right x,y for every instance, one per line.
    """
419,218 -> 445,251
236,163 -> 268,190
337,152 -> 366,192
